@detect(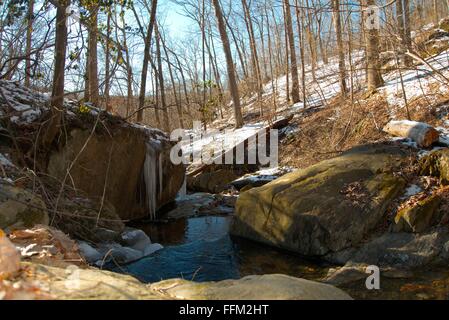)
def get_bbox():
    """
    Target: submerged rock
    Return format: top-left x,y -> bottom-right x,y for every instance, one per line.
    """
78,227 -> 163,266
231,143 -> 410,256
